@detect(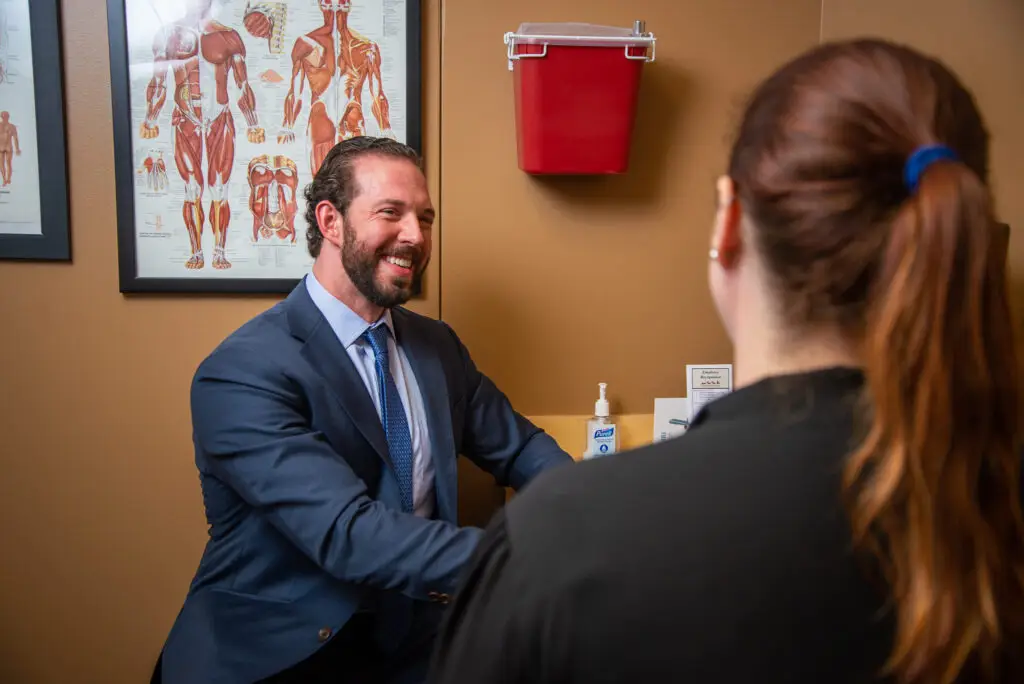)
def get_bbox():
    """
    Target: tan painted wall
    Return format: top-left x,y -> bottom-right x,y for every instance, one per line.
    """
0,1 -> 1020,681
